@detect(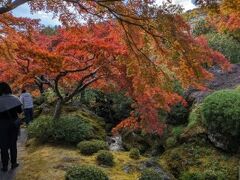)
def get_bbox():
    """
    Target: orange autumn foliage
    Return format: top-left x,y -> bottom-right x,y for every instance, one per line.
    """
195,0 -> 240,36
0,0 -> 232,134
